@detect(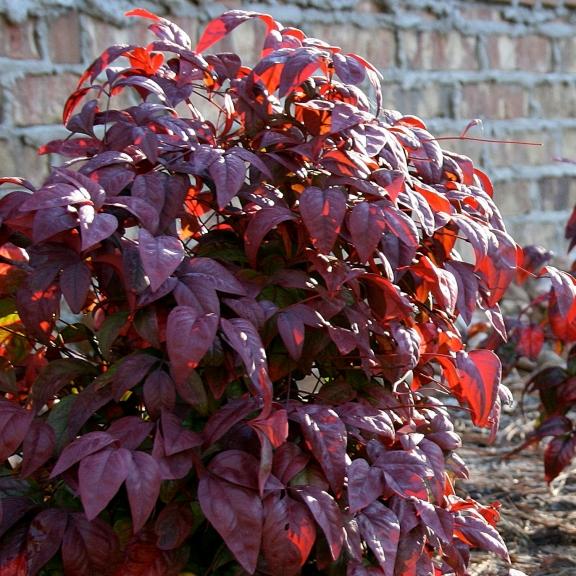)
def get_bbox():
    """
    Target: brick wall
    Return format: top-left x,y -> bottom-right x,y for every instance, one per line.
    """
1,0 -> 576,262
